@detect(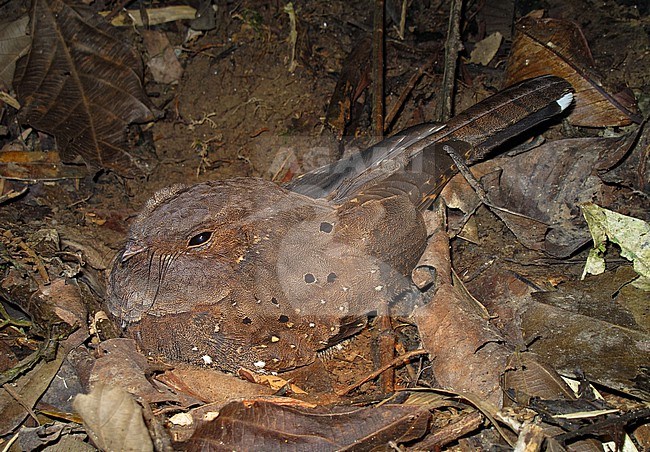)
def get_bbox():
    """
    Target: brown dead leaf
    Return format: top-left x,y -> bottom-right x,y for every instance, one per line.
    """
73,383 -> 154,452
0,15 -> 31,88
503,352 -> 577,406
90,338 -> 190,406
13,0 -> 156,176
182,400 -> 430,451
142,30 -> 183,85
239,368 -> 307,394
469,32 -> 503,66
506,16 -> 641,127
523,267 -> 650,399
157,363 -> 274,405
453,134 -> 636,257
412,206 -> 512,408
